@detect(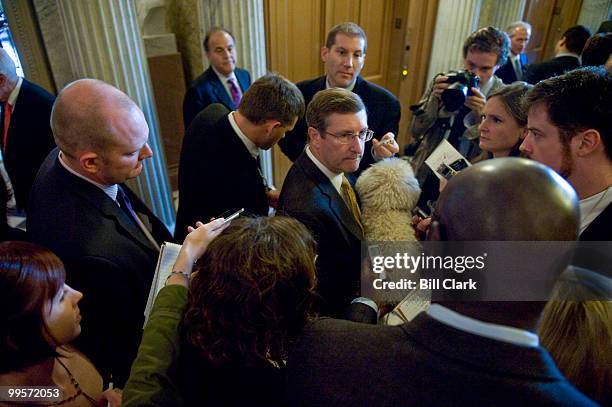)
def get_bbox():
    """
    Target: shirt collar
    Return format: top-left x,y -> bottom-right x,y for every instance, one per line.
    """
305,145 -> 343,193
7,77 -> 23,108
58,151 -> 118,201
228,111 -> 259,159
212,66 -> 238,83
325,76 -> 357,92
556,52 -> 580,60
426,304 -> 539,347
